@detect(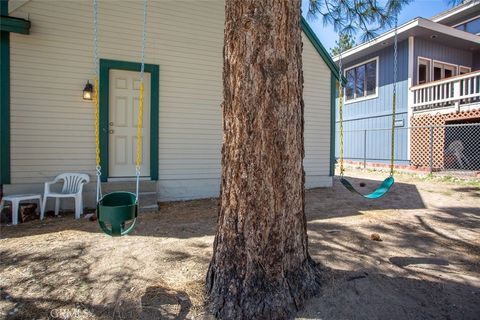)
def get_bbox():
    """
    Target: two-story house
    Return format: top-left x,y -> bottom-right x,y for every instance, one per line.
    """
334,0 -> 480,172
